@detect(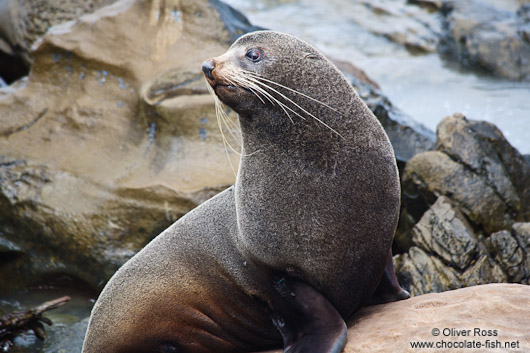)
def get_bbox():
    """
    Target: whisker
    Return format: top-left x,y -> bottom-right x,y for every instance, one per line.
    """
224,69 -> 272,107
221,71 -> 265,105
229,75 -> 296,124
206,82 -> 239,176
209,73 -> 245,145
241,69 -> 346,118
205,78 -> 259,163
240,73 -> 344,138
219,107 -> 242,142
